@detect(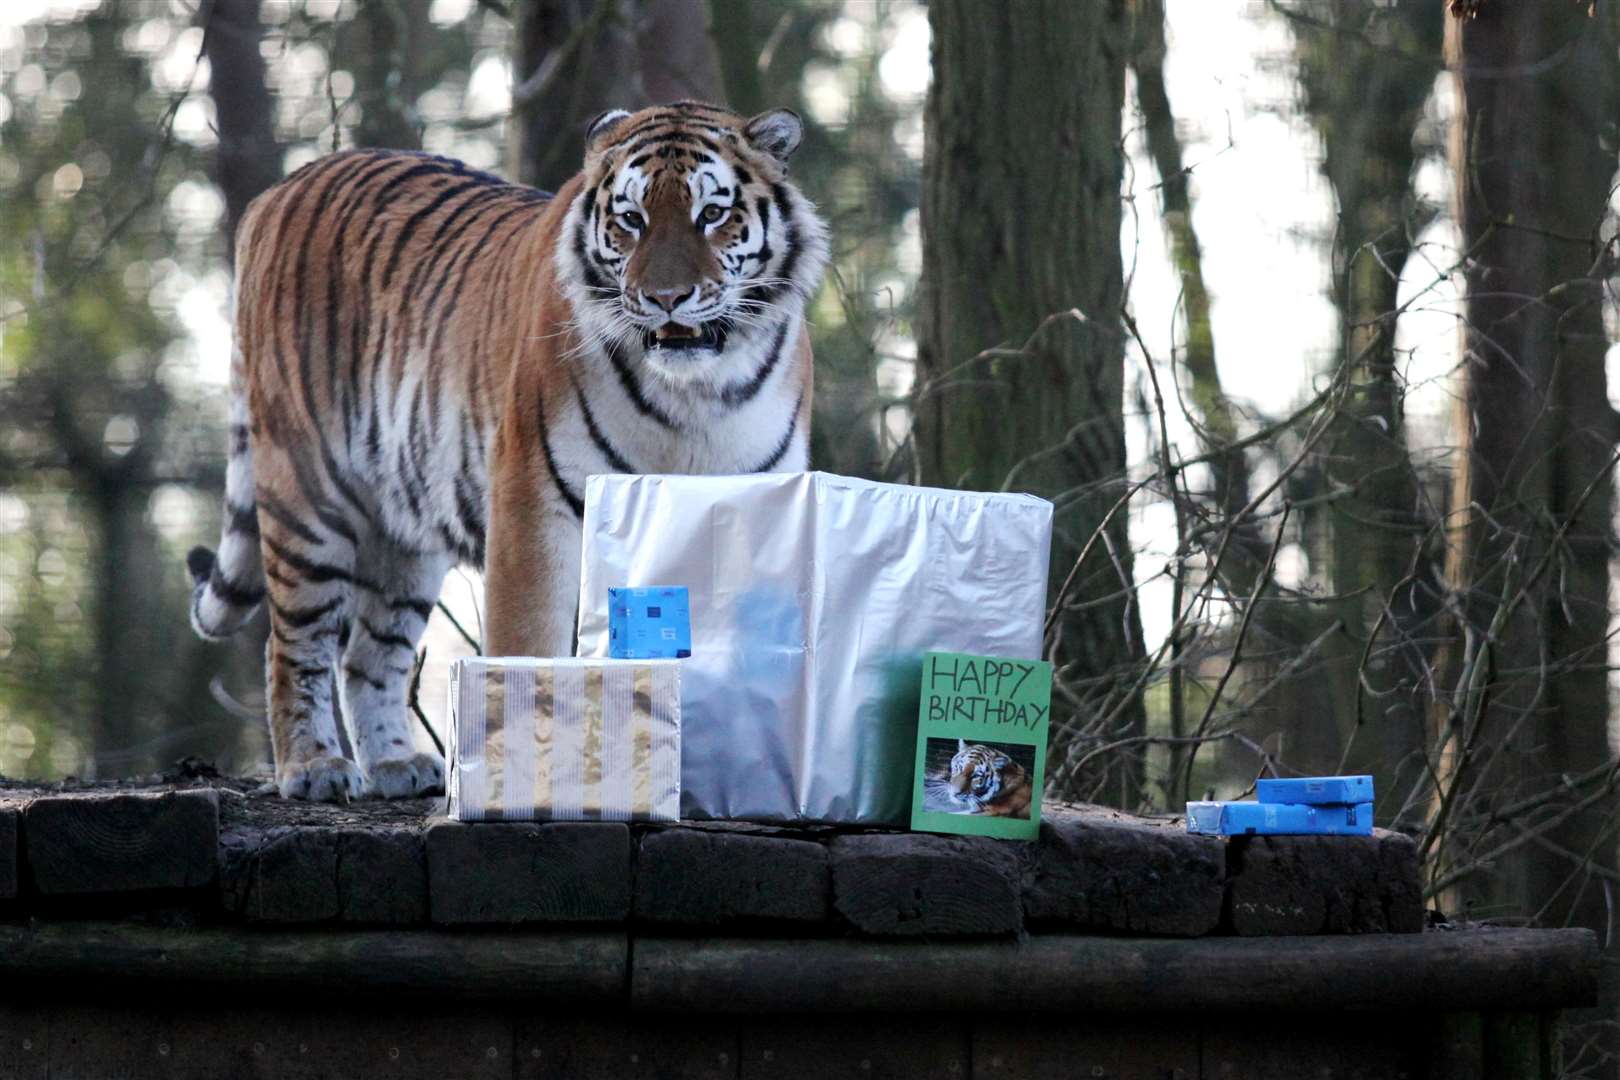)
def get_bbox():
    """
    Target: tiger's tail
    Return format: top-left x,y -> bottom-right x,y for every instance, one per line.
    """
188,339 -> 264,641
